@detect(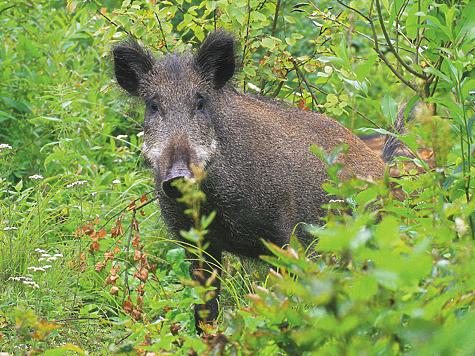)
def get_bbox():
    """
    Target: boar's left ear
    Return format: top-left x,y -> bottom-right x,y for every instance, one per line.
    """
113,40 -> 155,96
193,30 -> 239,90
